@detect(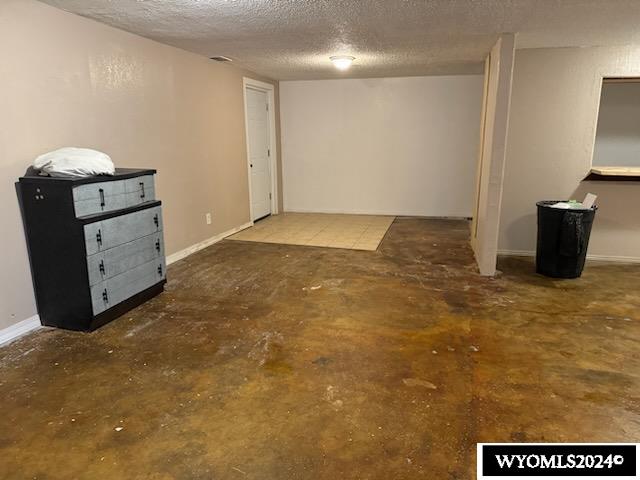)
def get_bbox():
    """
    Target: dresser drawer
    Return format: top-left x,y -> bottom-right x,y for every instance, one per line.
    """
125,175 -> 156,208
73,179 -> 127,217
84,206 -> 163,255
86,232 -> 164,286
19,168 -> 163,331
90,257 -> 166,315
